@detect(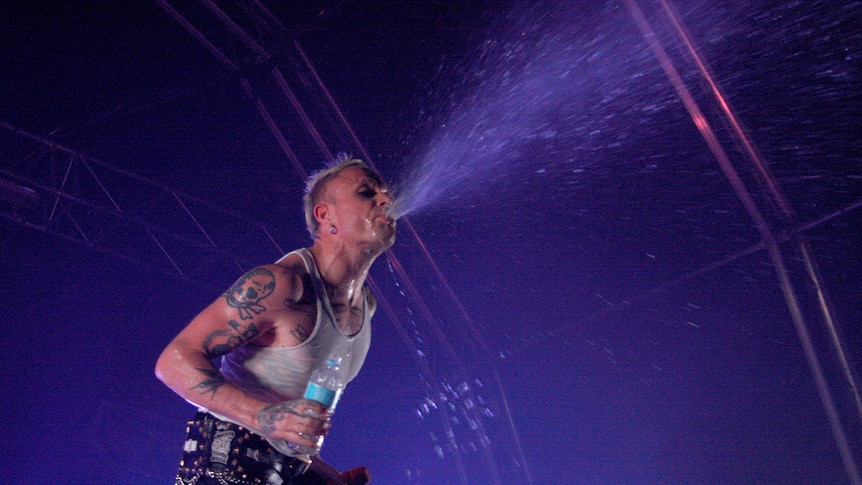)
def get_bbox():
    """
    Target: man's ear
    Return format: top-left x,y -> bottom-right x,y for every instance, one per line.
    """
313,203 -> 330,226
